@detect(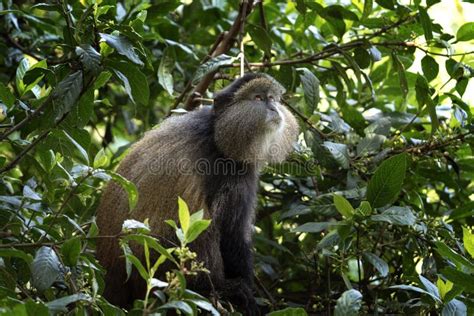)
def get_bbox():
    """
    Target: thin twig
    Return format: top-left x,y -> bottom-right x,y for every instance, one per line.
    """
38,172 -> 92,243
282,99 -> 327,139
0,130 -> 50,174
0,94 -> 53,142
